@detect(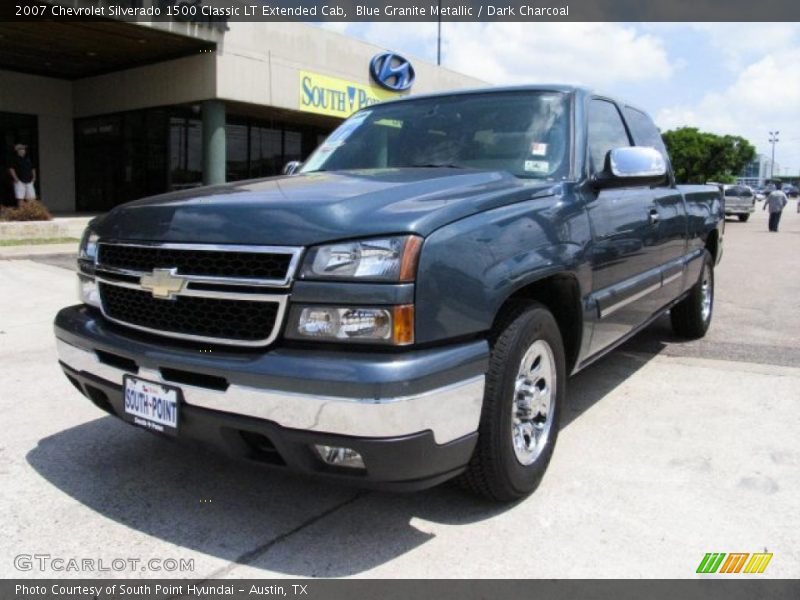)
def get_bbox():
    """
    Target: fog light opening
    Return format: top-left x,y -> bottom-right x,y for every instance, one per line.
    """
314,445 -> 366,470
